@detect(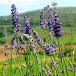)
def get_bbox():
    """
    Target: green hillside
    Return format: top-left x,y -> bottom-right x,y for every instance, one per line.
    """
0,7 -> 76,27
